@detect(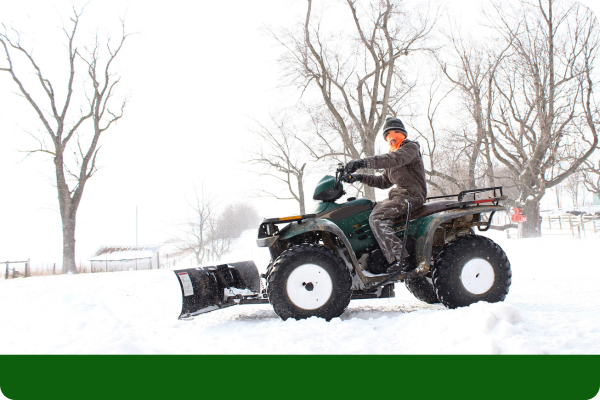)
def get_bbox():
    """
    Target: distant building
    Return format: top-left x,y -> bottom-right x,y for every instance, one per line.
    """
89,246 -> 160,272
